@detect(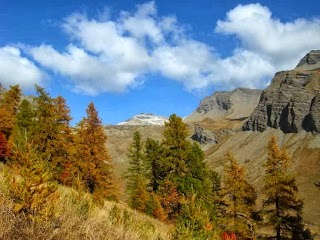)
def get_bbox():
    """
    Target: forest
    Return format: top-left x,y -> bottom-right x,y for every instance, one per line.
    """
0,84 -> 314,240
